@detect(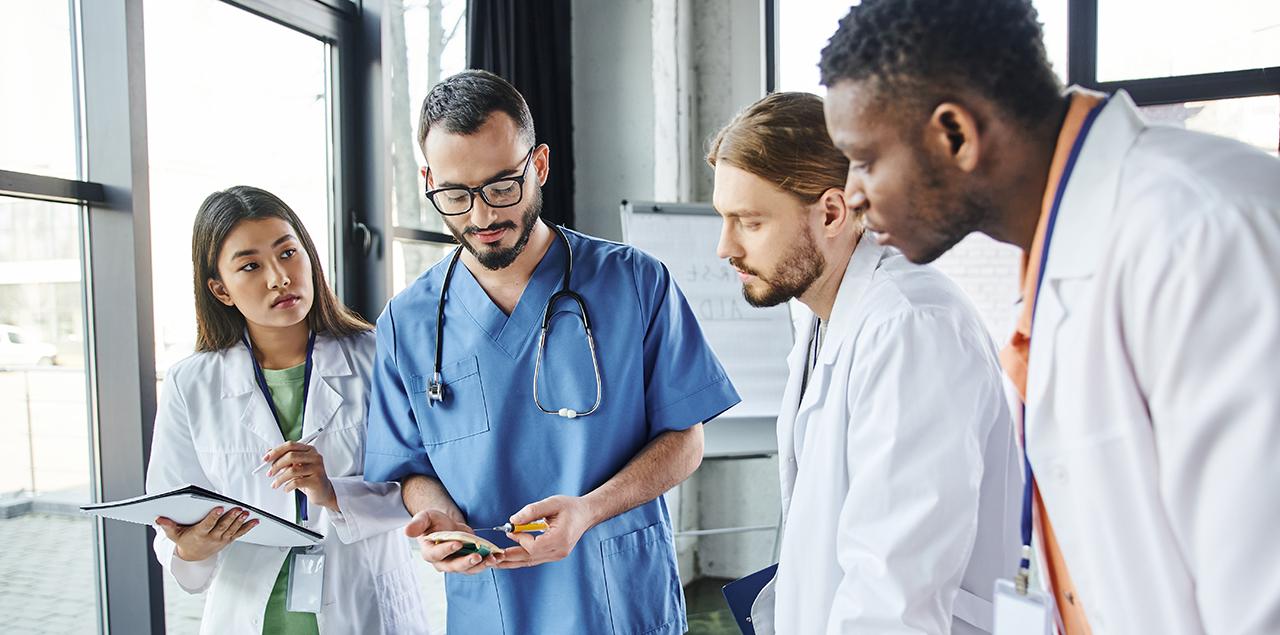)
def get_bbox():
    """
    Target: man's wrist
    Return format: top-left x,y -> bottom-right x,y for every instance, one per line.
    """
580,492 -> 609,527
